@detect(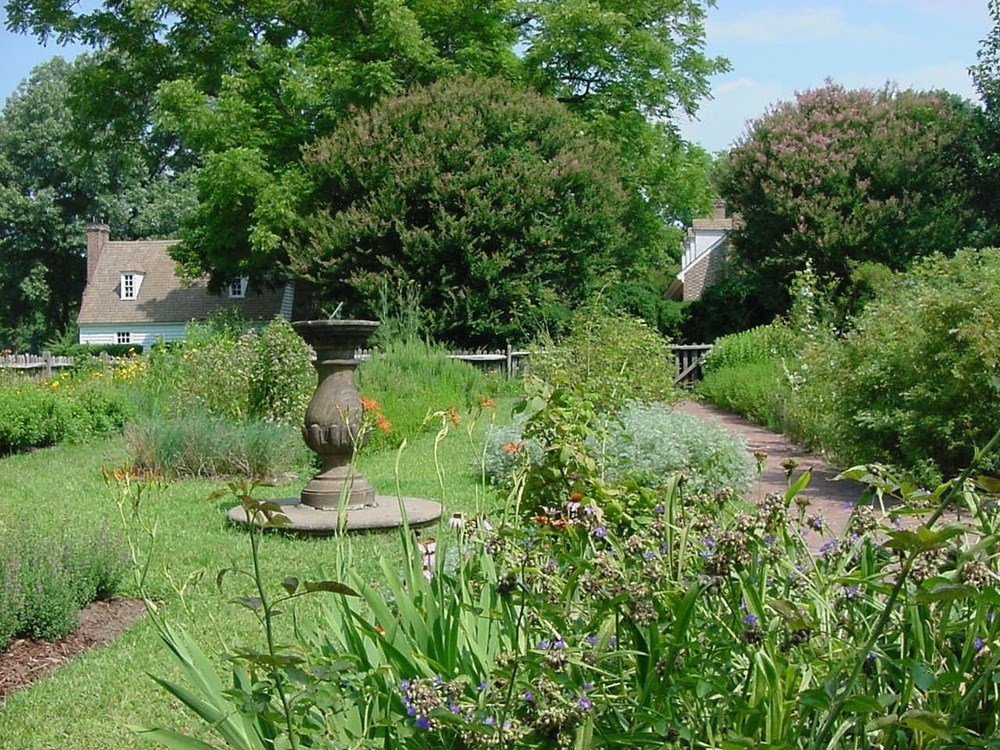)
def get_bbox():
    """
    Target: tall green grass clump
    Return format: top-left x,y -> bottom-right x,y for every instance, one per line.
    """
357,337 -> 504,452
127,316 -> 314,477
124,414 -> 307,479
